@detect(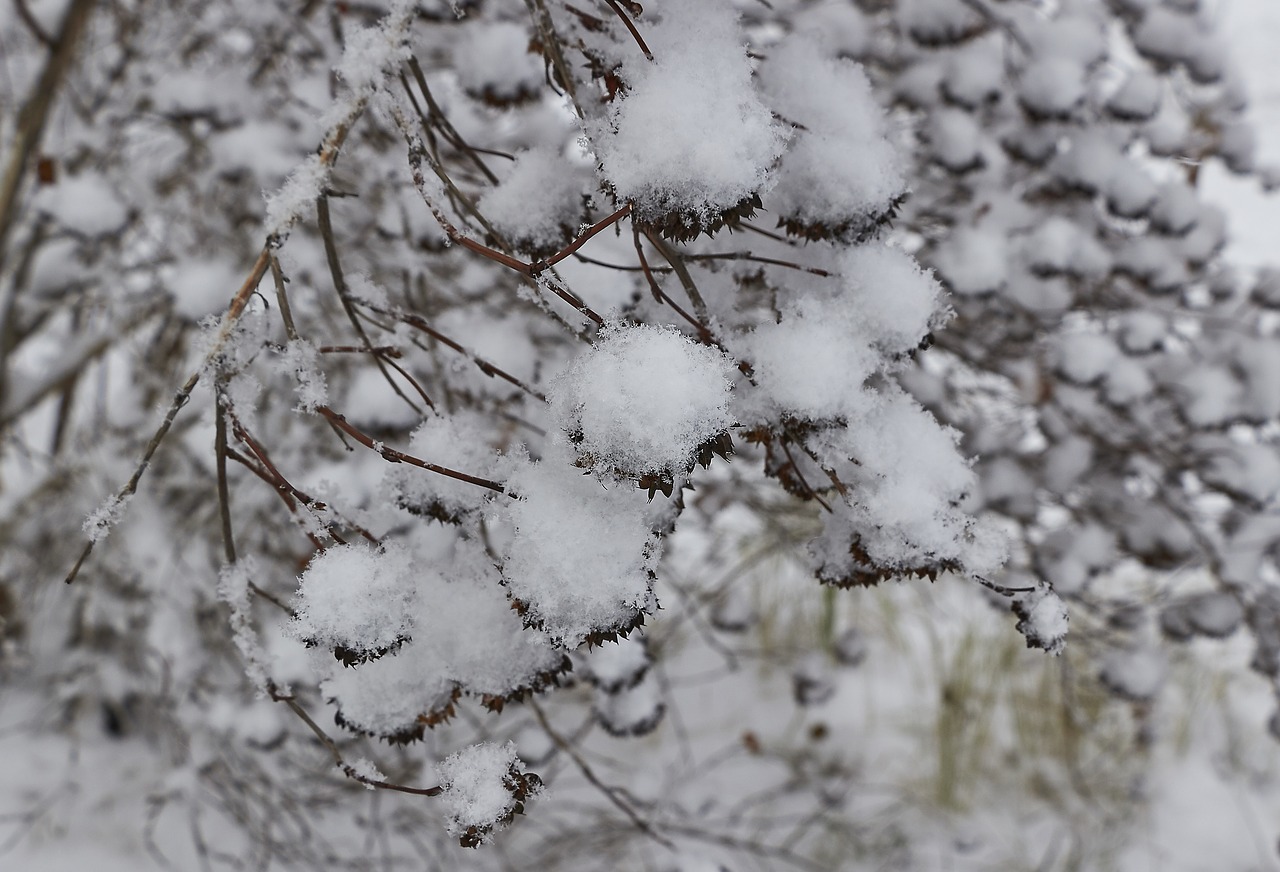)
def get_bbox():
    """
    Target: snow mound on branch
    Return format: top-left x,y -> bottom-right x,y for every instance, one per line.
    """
737,243 -> 944,422
454,21 -> 543,104
593,0 -> 786,228
436,742 -> 542,846
477,147 -> 588,255
322,537 -> 567,739
806,390 -> 1005,578
287,543 -> 416,660
837,244 -> 946,354
1013,584 -> 1069,655
762,36 -> 906,238
498,450 -> 659,647
323,648 -> 457,741
384,411 -> 516,522
930,226 -> 1009,295
549,323 -> 735,477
